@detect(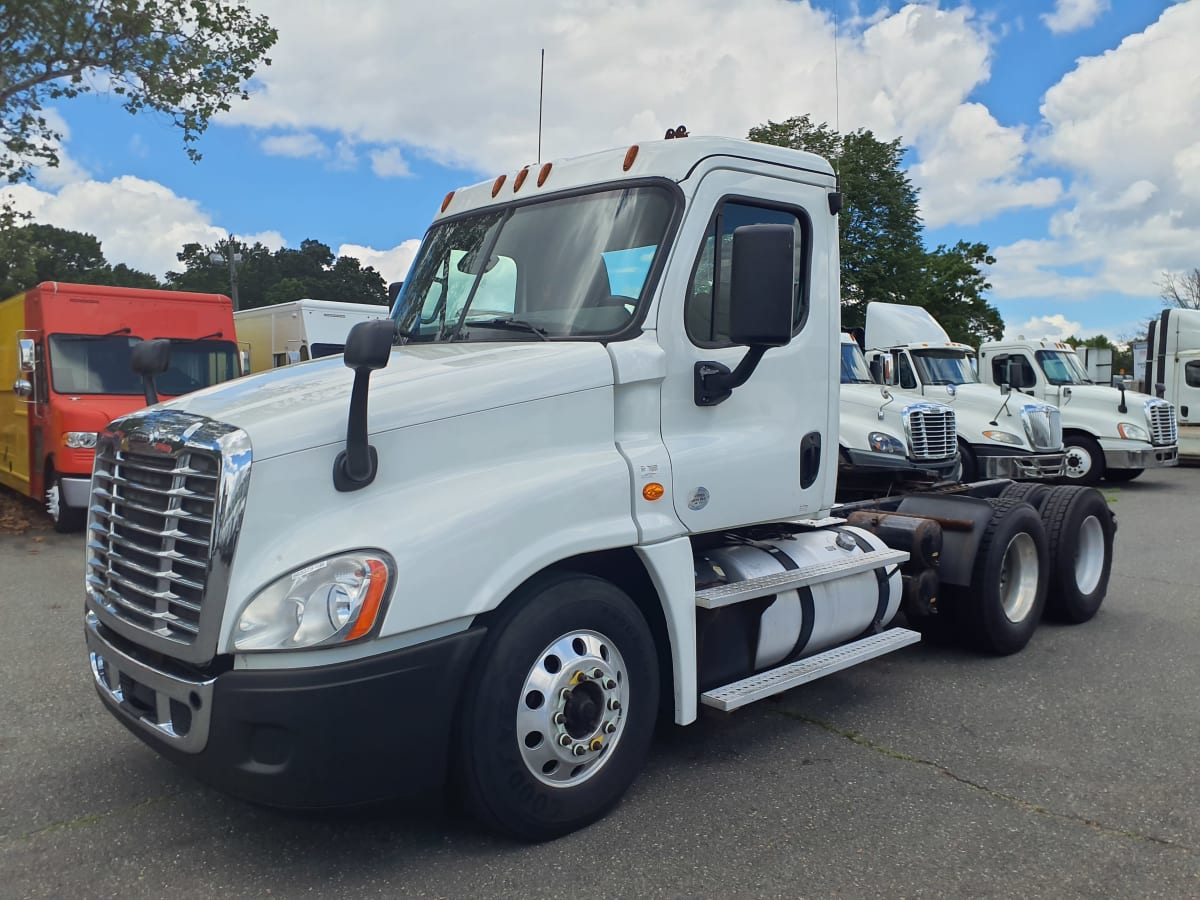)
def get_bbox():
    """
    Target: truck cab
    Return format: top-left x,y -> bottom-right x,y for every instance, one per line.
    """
1,282 -> 240,530
836,333 -> 959,492
1146,308 -> 1200,424
862,303 -> 1064,482
82,137 -> 1117,841
979,337 -> 1178,484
